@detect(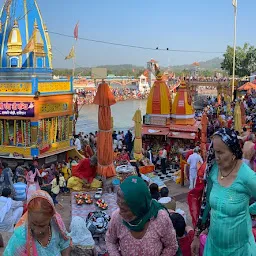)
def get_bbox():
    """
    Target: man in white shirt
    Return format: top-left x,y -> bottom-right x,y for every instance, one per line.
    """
187,148 -> 203,189
74,135 -> 81,151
